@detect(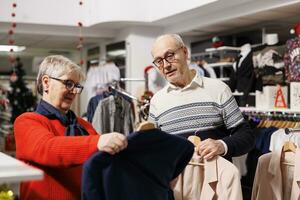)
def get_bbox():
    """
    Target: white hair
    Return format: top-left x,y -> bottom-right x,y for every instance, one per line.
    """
155,34 -> 185,47
36,55 -> 85,95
